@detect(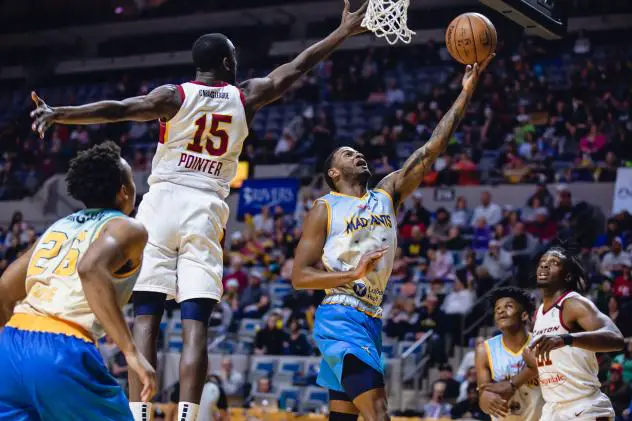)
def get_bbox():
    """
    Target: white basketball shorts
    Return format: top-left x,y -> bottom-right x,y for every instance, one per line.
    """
134,182 -> 228,302
540,390 -> 614,421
